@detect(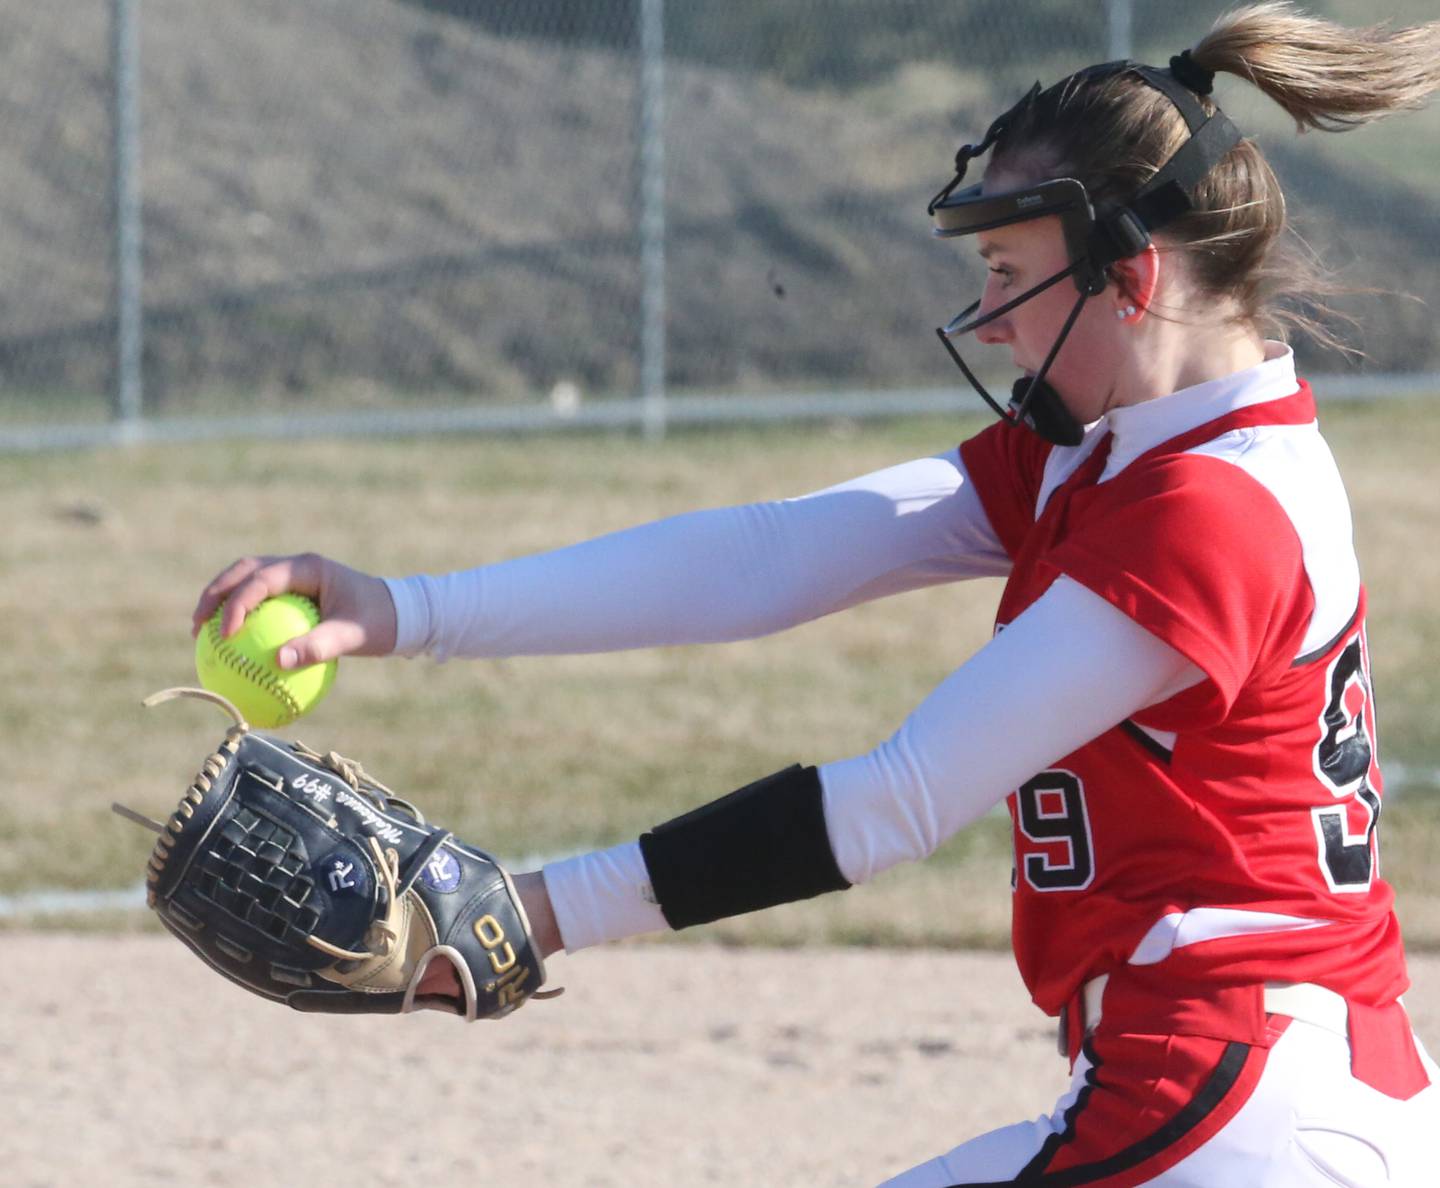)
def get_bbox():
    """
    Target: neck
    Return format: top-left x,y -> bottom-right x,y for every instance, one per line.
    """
1109,318 -> 1267,411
